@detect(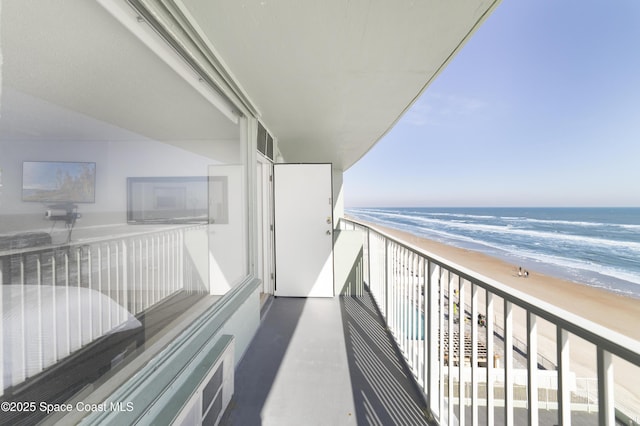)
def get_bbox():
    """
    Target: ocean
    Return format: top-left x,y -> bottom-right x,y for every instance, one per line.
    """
345,207 -> 640,299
